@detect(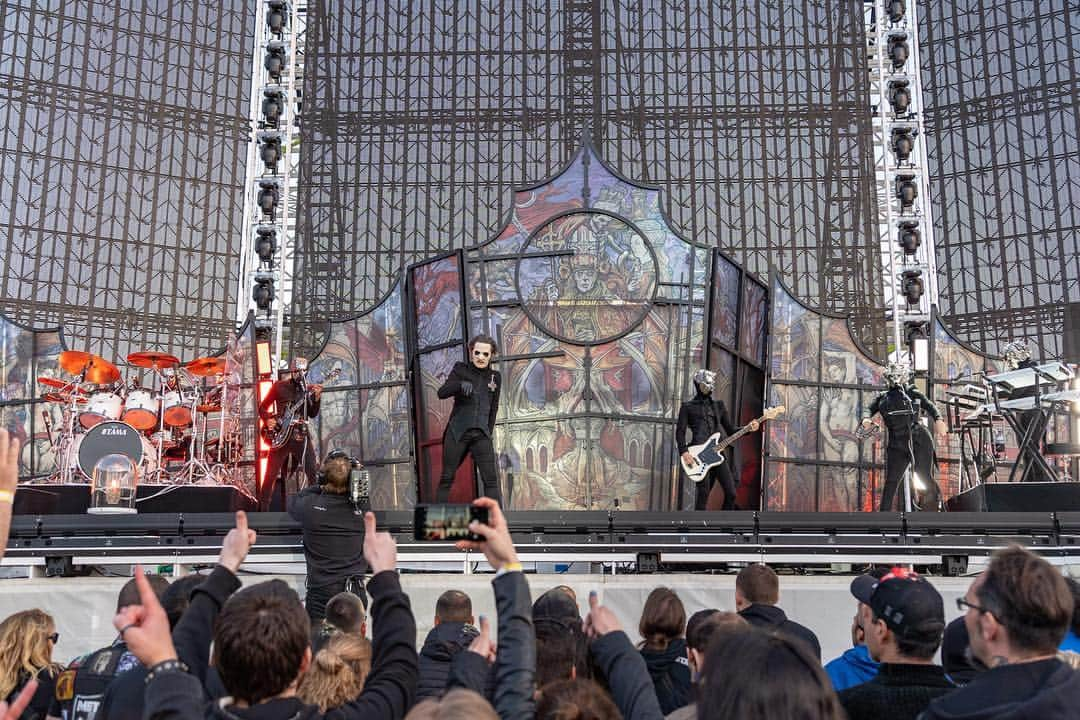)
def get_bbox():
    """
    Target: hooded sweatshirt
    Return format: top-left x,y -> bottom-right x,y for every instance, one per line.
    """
919,657 -> 1080,720
826,644 -> 880,691
738,604 -> 822,660
417,622 -> 479,699
639,637 -> 692,715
